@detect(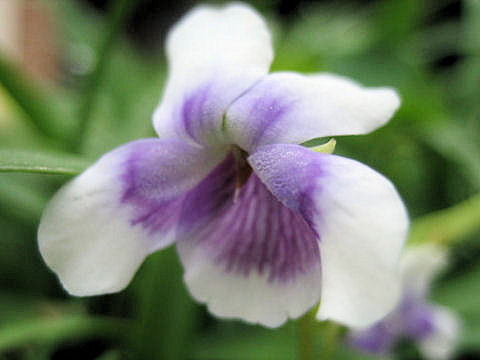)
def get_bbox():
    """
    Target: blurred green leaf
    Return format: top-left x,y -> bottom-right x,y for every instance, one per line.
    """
433,263 -> 480,348
0,149 -> 91,175
74,0 -> 139,152
418,122 -> 480,189
130,248 -> 197,360
409,192 -> 480,246
0,315 -> 129,353
0,54 -> 73,143
0,175 -> 48,222
95,349 -> 123,360
192,326 -> 297,360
